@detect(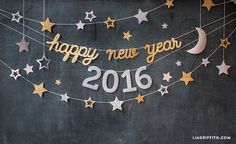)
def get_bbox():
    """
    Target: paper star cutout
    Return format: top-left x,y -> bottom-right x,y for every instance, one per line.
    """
85,11 -> 96,22
162,23 -> 168,29
176,60 -> 182,66
11,11 -> 22,23
216,61 -> 231,75
162,72 -> 172,82
104,17 -> 115,29
84,97 -> 95,108
180,72 -> 194,86
220,38 -> 231,49
201,58 -> 210,67
135,95 -> 144,103
134,9 -> 148,24
76,20 -> 85,30
10,69 -> 21,80
110,97 -> 124,111
55,80 -> 61,86
61,93 -> 70,102
33,83 -> 47,97
158,85 -> 169,96
202,0 -> 215,11
36,55 -> 51,70
16,38 -> 30,52
24,64 -> 33,74
40,18 -> 54,33
123,31 -> 132,41
165,0 -> 174,8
